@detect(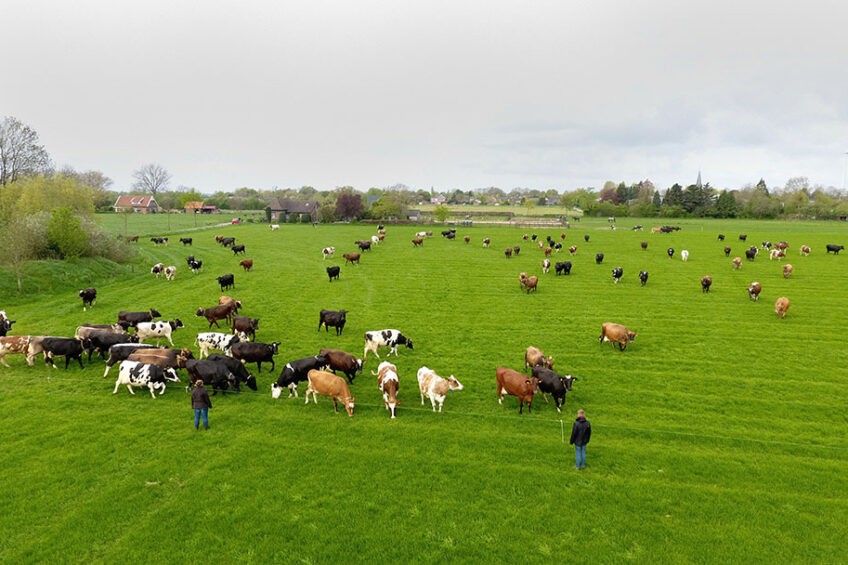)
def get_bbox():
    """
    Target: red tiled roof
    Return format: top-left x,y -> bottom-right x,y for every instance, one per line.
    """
114,195 -> 157,207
